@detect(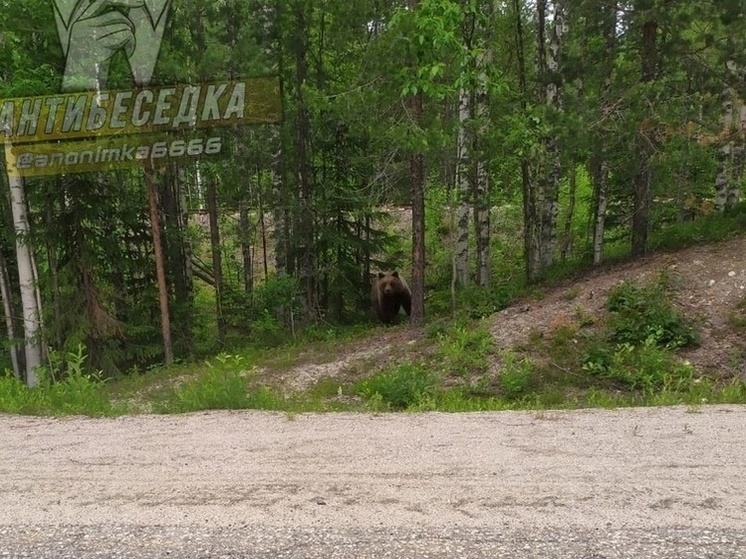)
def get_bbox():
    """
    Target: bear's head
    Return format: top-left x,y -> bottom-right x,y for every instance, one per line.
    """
378,271 -> 403,295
